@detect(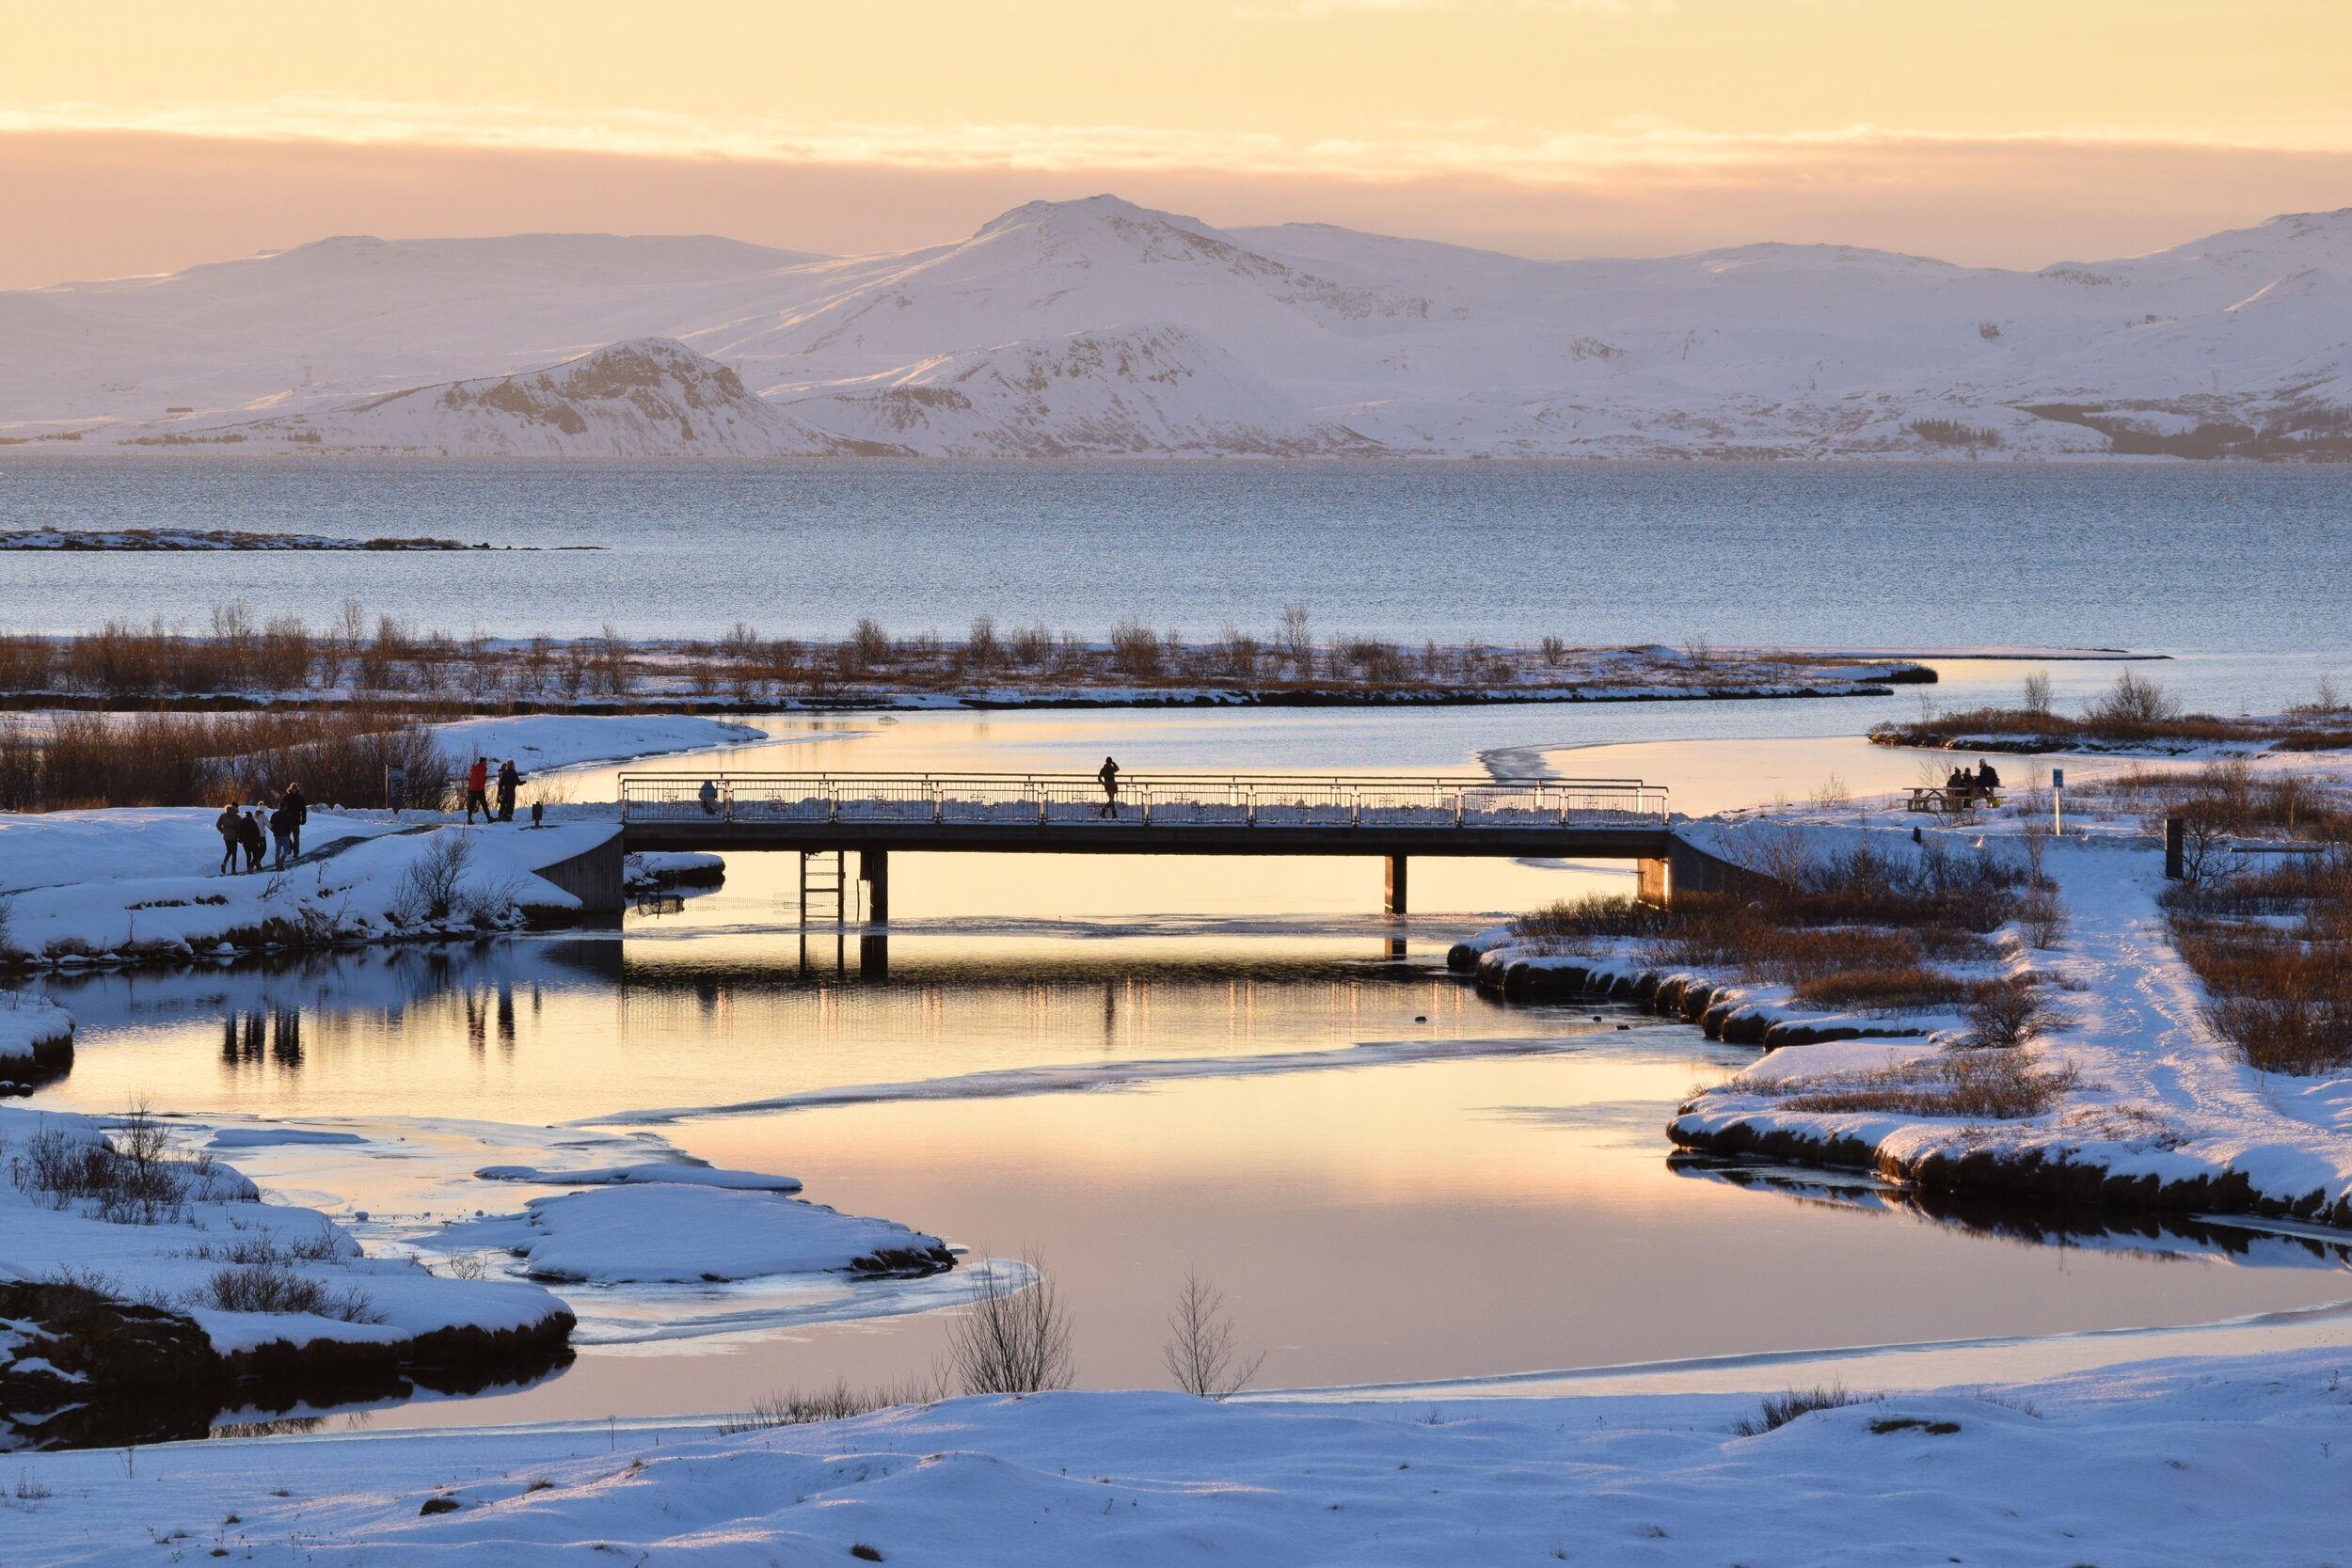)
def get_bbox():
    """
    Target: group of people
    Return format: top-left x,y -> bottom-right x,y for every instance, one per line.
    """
215,784 -> 308,874
1945,758 -> 2003,802
464,755 -> 527,824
